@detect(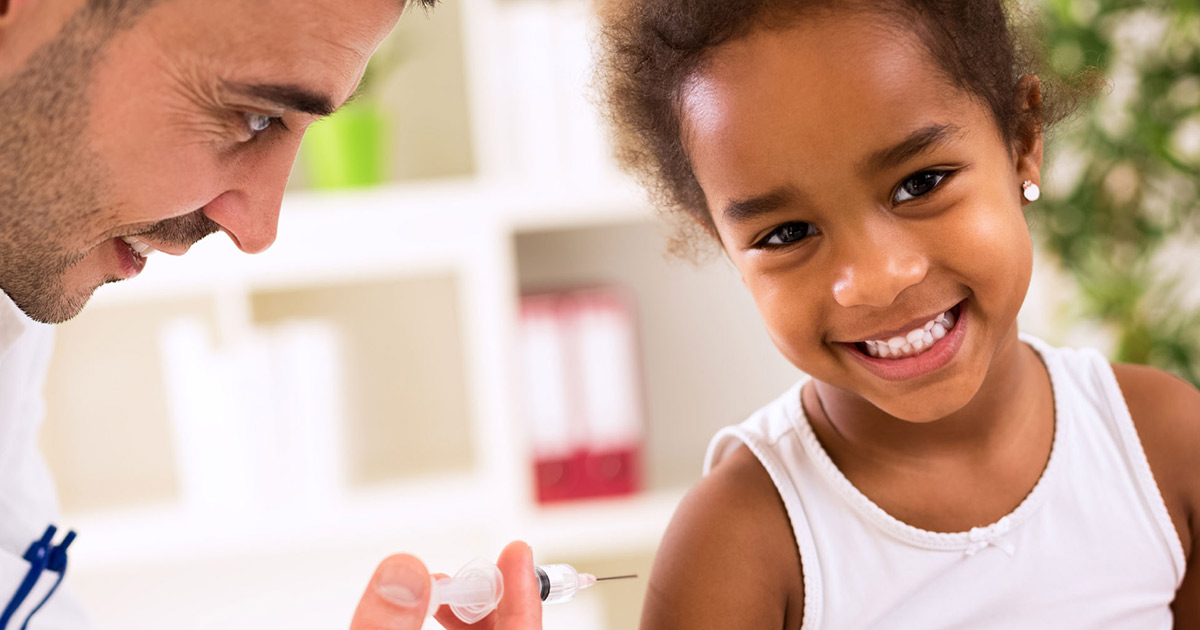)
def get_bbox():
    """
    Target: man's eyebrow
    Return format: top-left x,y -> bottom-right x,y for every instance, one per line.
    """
722,187 -> 805,224
222,80 -> 339,118
862,123 -> 963,174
